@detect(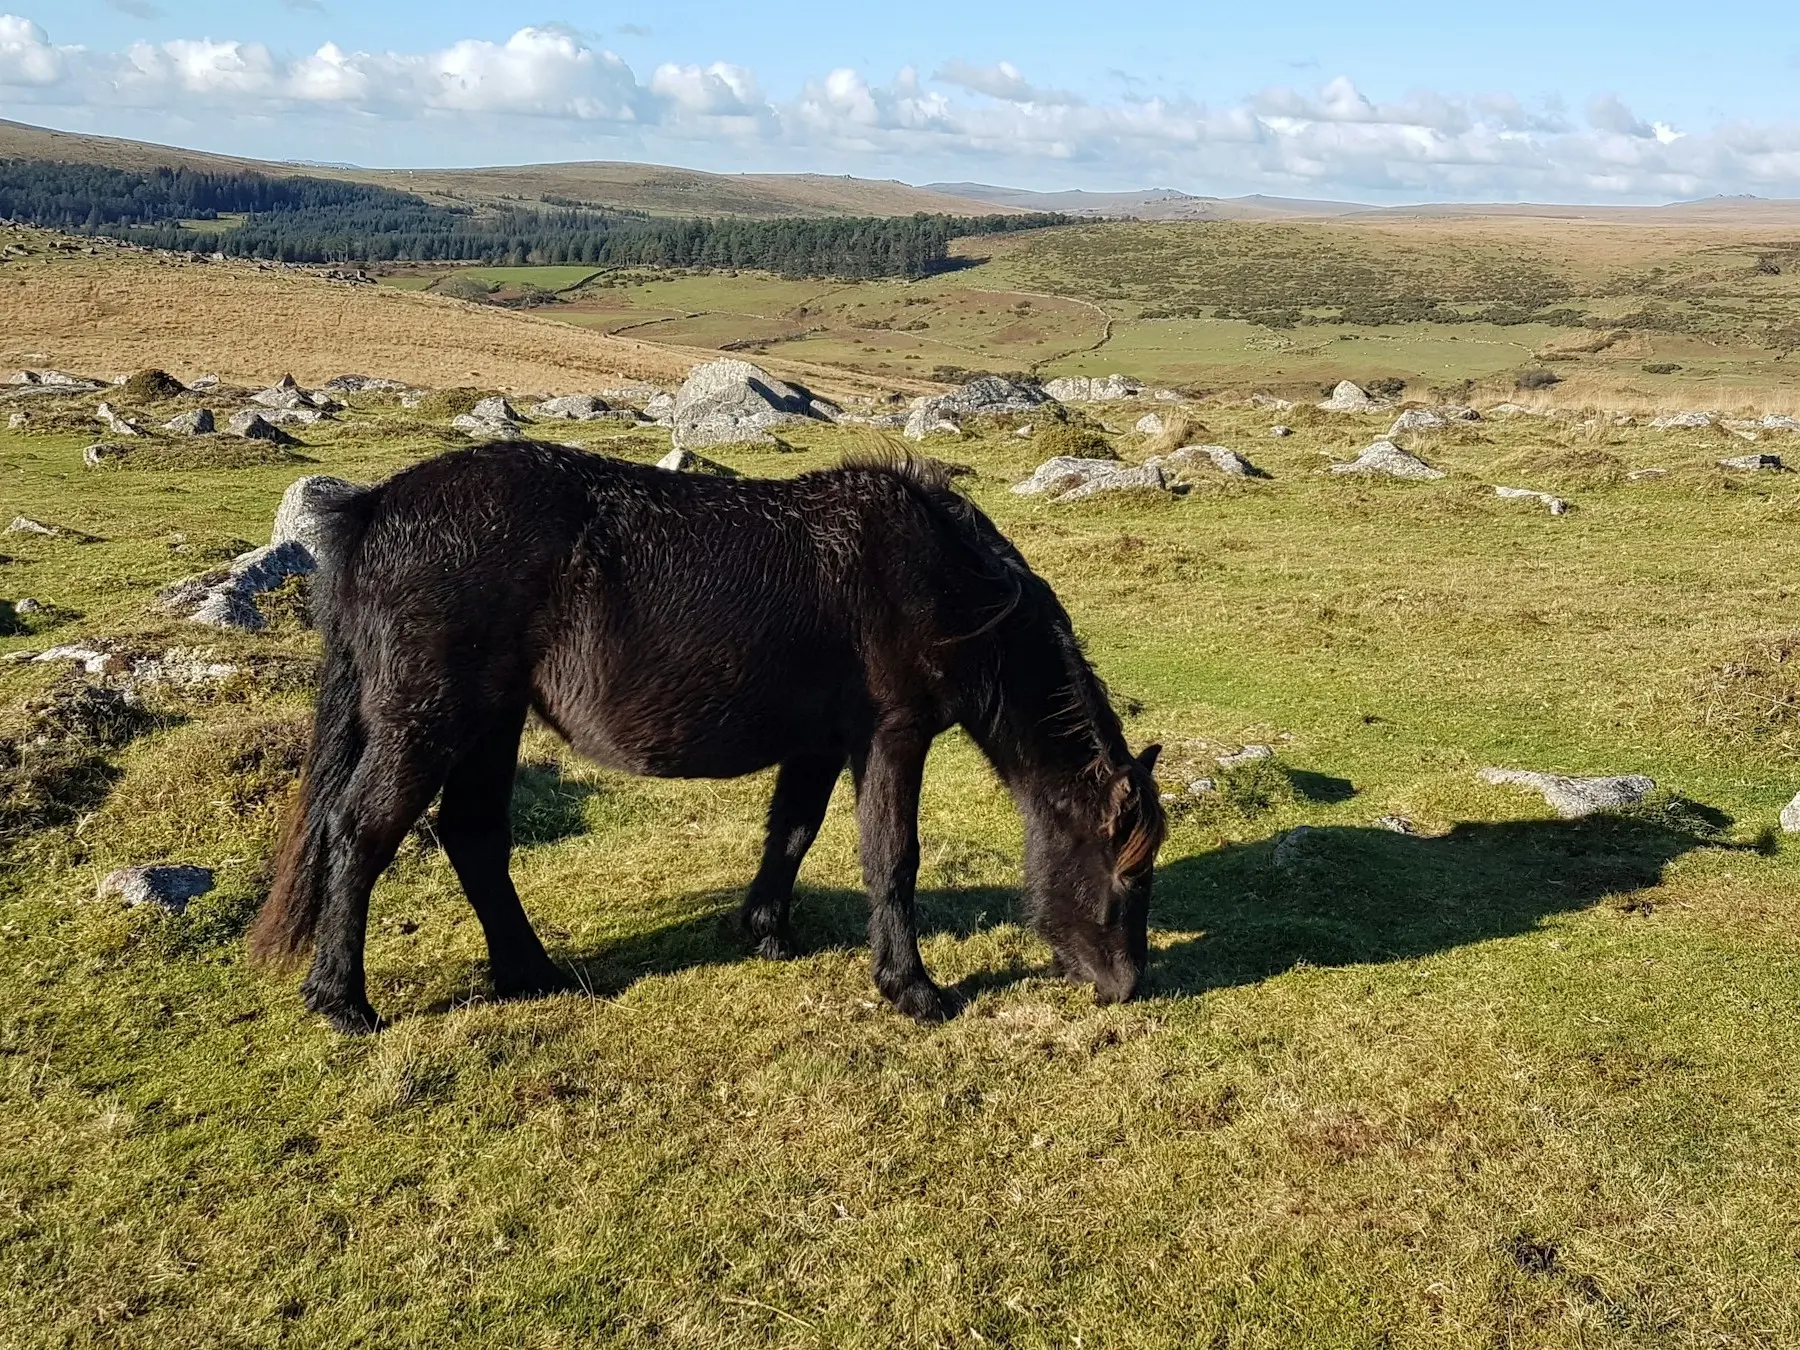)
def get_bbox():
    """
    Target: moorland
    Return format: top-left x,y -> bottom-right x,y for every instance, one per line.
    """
4,123 -> 1800,1347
